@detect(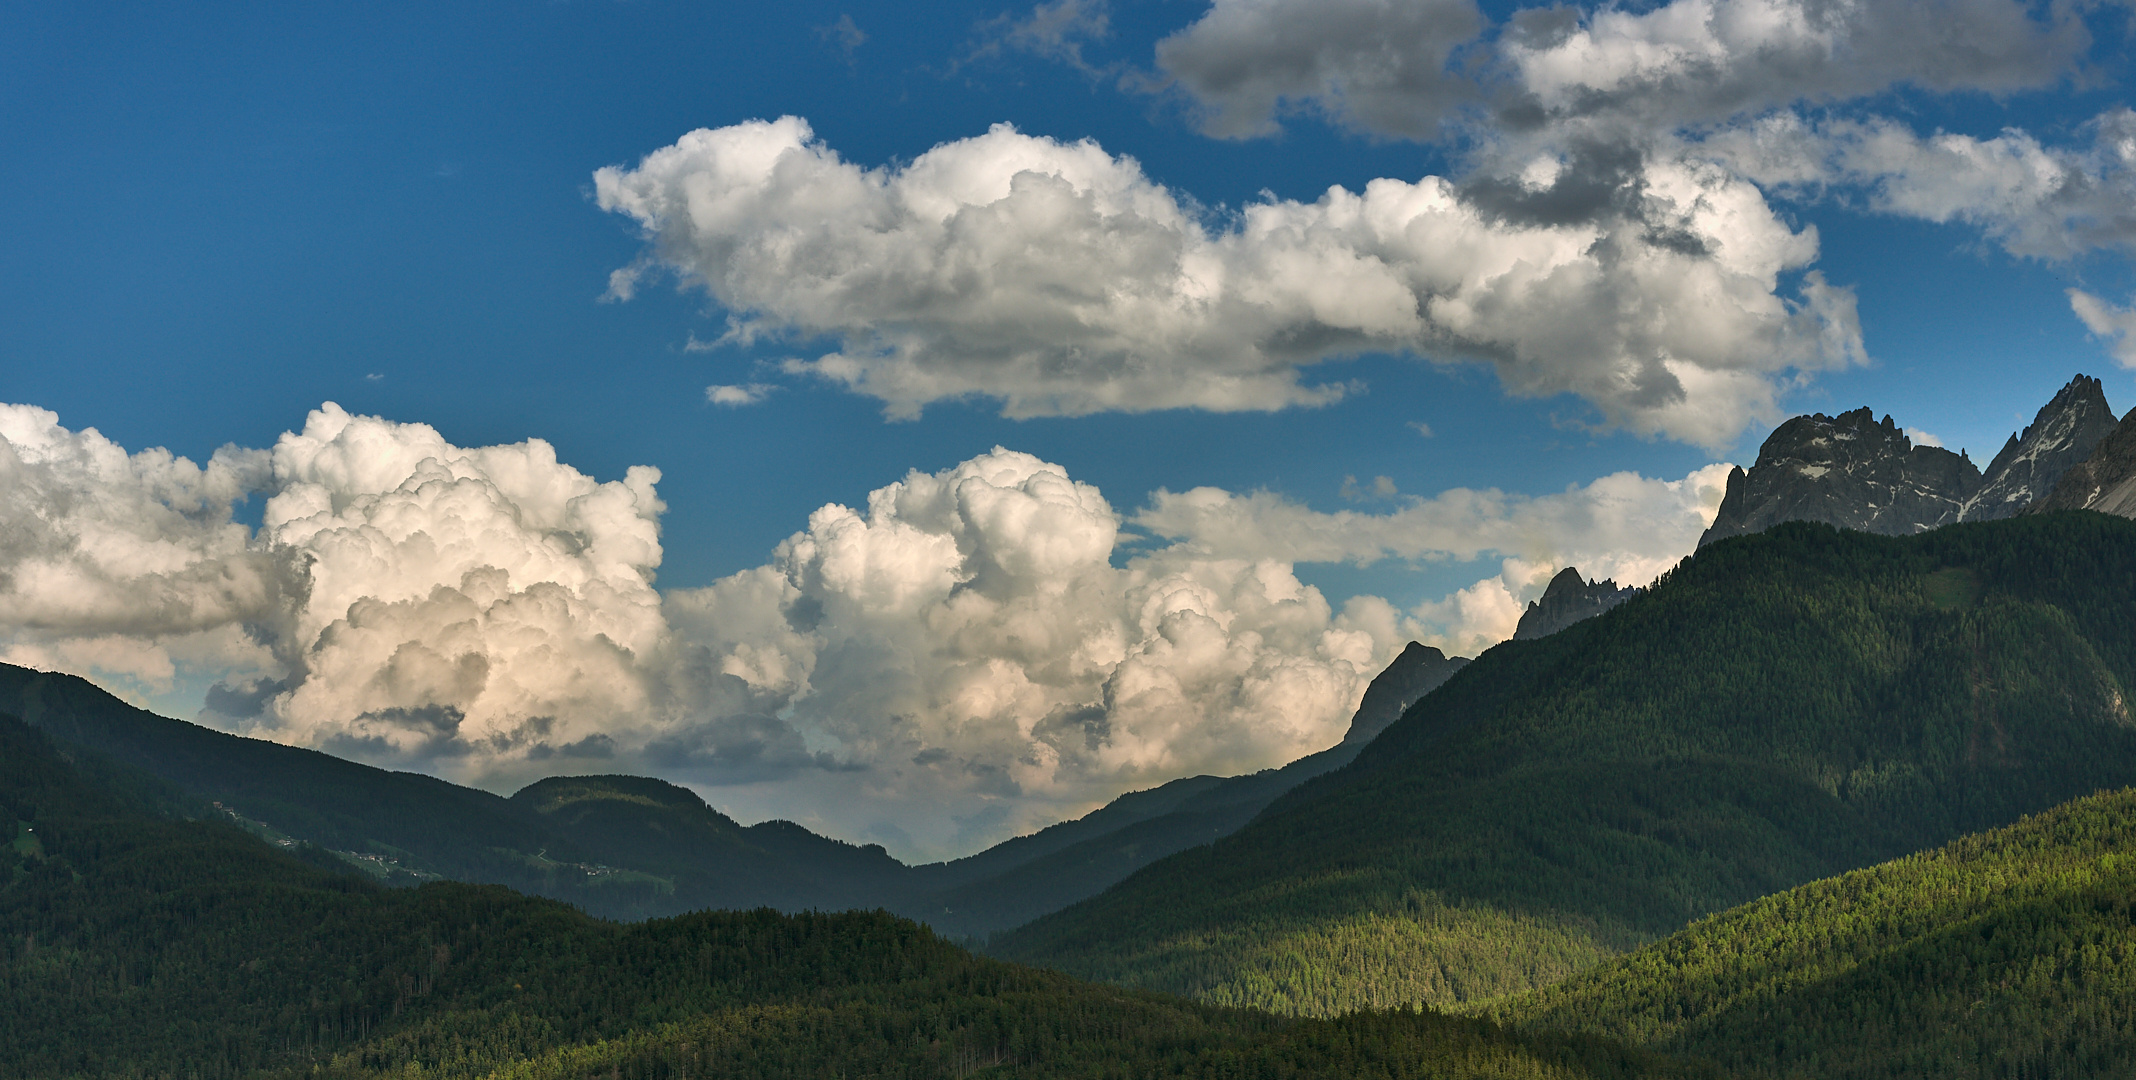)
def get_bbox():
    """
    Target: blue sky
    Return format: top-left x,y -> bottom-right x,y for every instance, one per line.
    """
4,0 -> 2134,856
